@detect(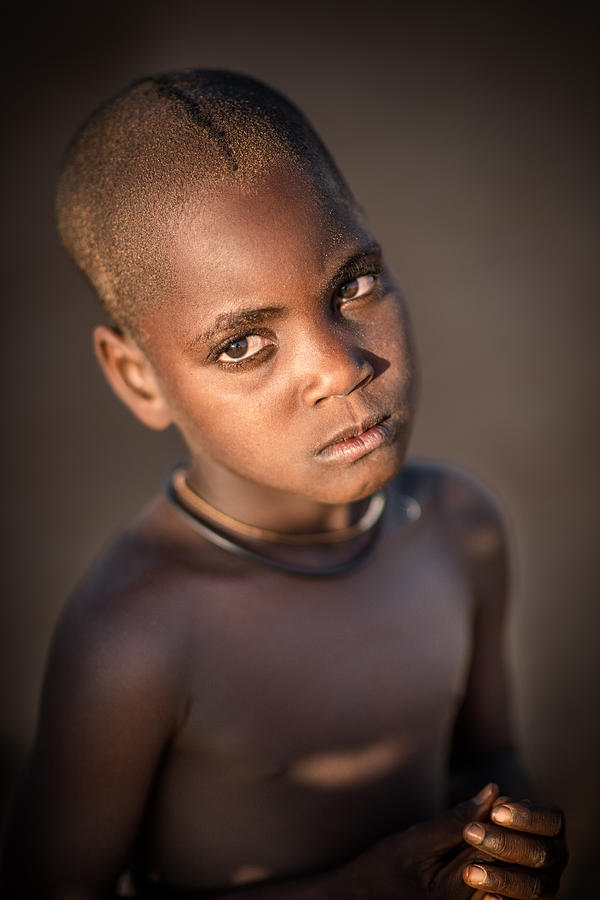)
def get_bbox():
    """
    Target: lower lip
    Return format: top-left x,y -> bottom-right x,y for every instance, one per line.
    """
317,419 -> 394,465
